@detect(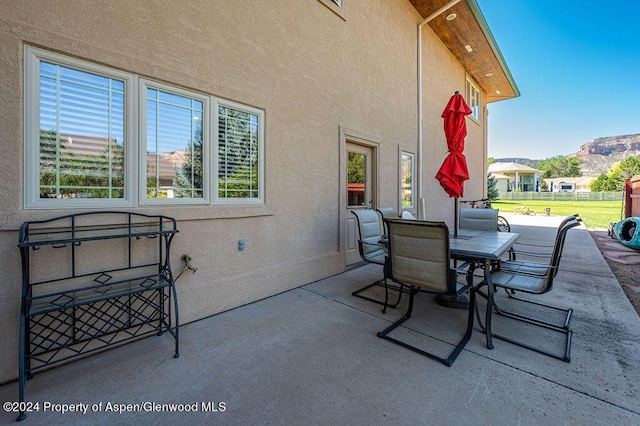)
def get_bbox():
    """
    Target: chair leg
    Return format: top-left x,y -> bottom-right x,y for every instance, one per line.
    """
352,278 -> 406,313
474,286 -> 572,362
498,293 -> 573,331
377,288 -> 474,367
